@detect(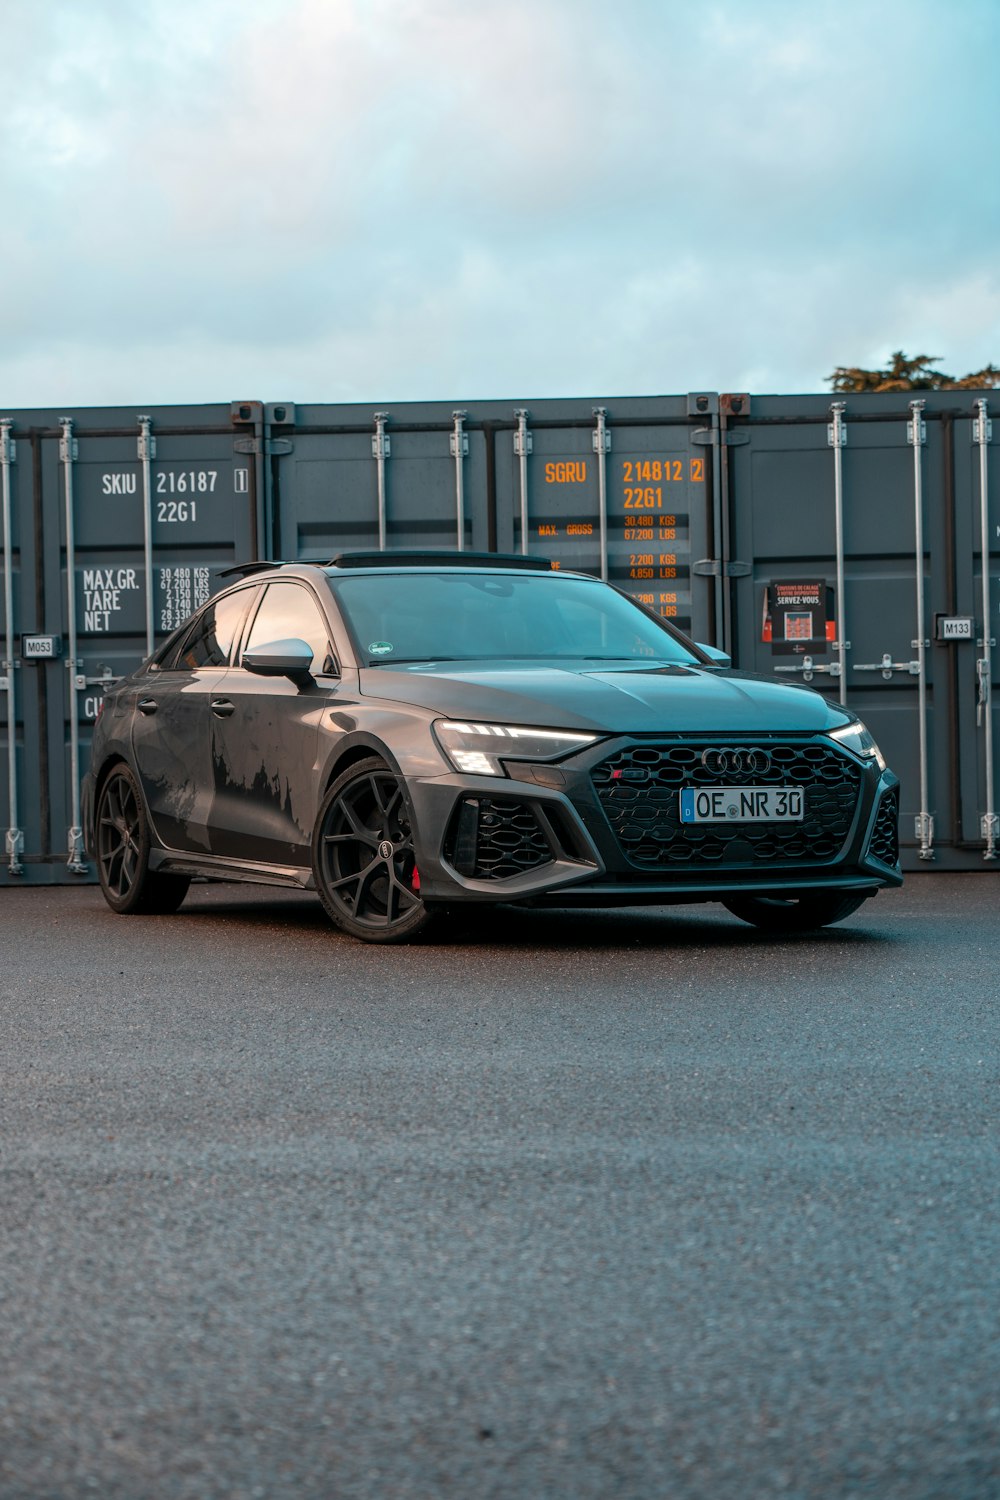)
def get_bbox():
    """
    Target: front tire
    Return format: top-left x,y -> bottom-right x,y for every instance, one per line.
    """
95,765 -> 191,915
312,757 -> 433,944
722,891 -> 870,932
